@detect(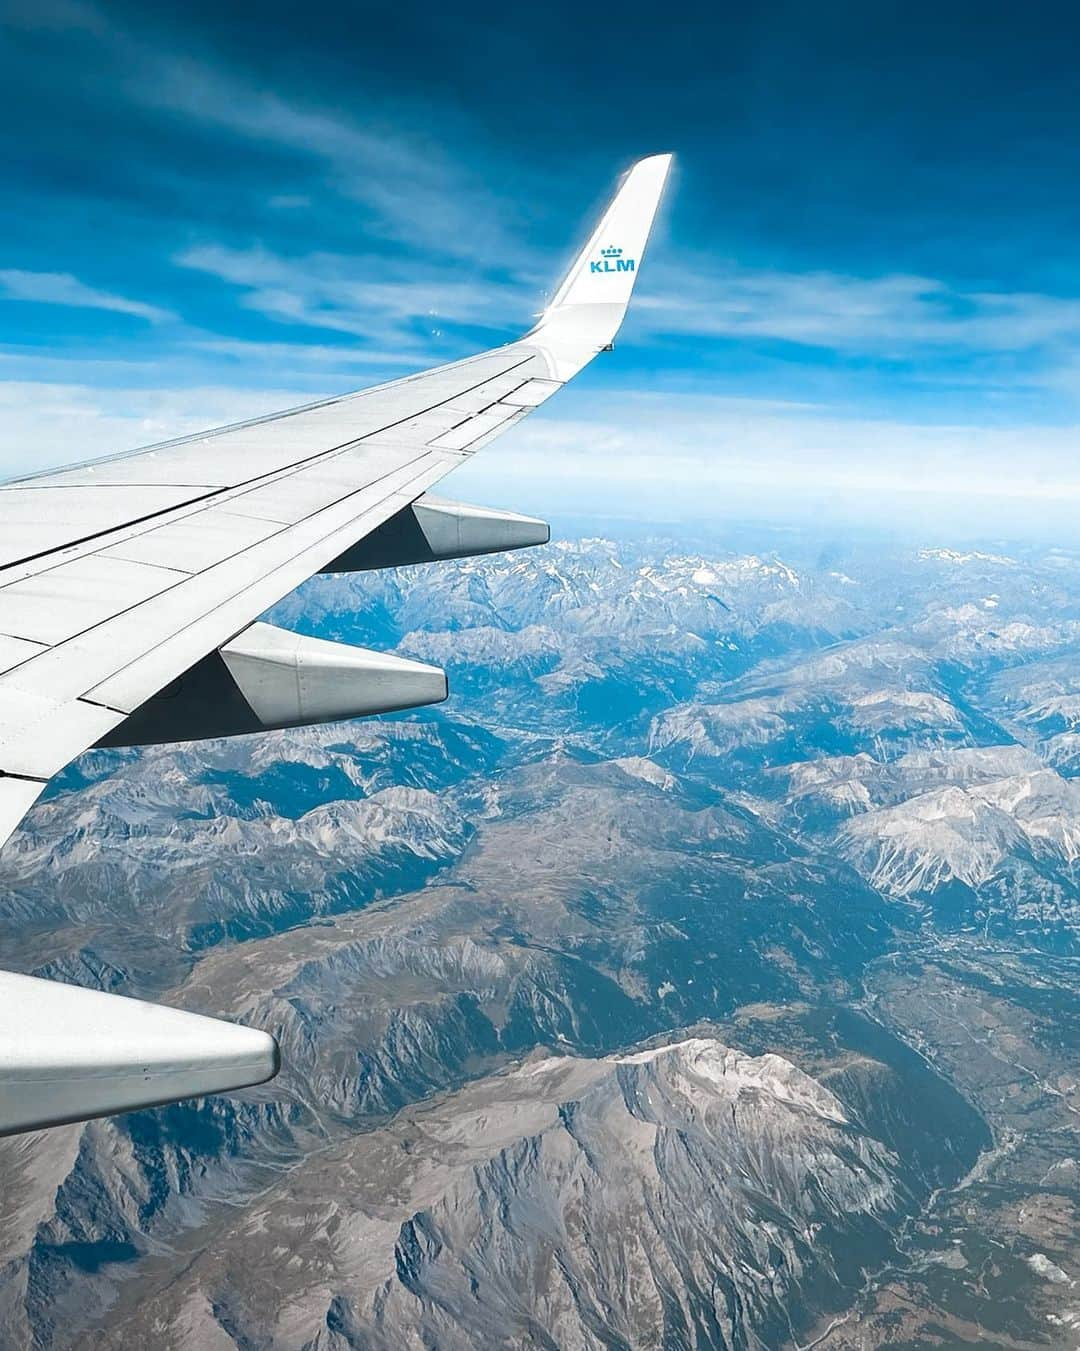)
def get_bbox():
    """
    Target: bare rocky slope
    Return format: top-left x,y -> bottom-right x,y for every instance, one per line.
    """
0,530 -> 1077,1347
85,1038 -> 915,1350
